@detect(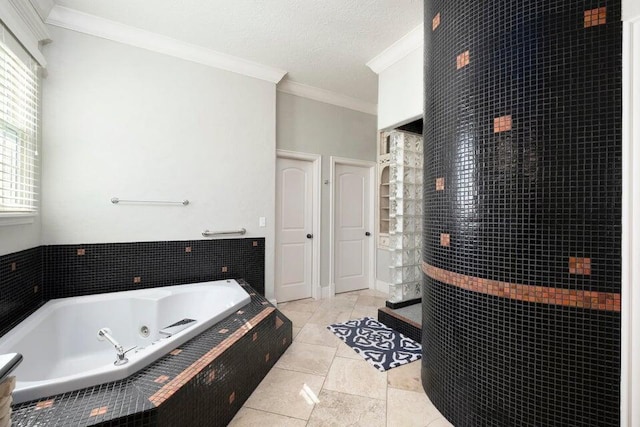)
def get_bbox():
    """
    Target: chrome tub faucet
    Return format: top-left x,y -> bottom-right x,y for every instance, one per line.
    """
97,328 -> 134,366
